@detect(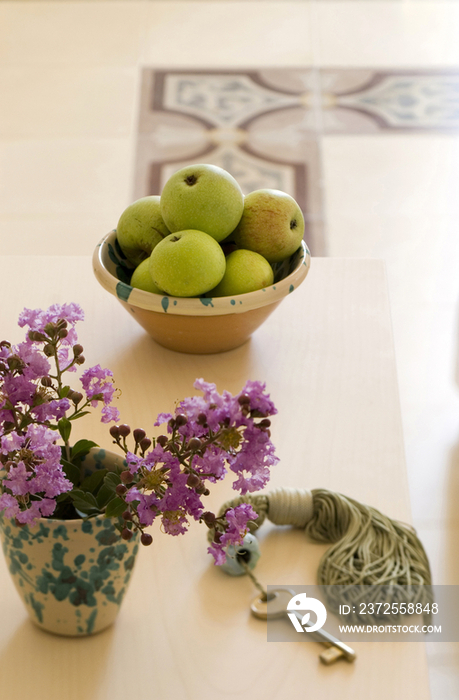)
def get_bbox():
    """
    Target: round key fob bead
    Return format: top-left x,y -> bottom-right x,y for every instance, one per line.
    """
220,534 -> 261,576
